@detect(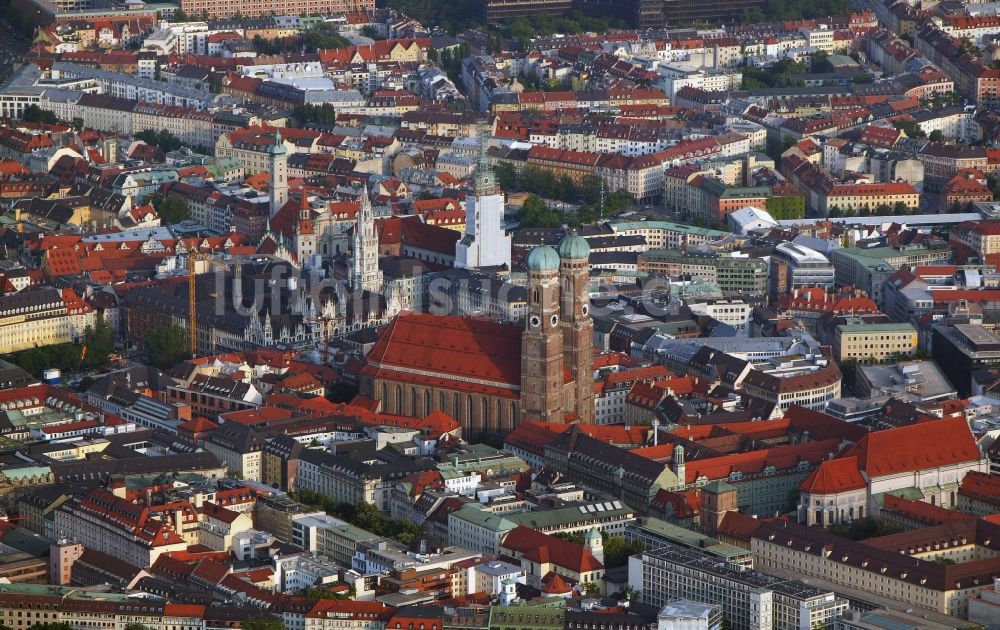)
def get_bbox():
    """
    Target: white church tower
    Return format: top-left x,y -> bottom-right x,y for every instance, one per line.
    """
269,130 -> 288,217
350,189 -> 383,293
455,131 -> 512,269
